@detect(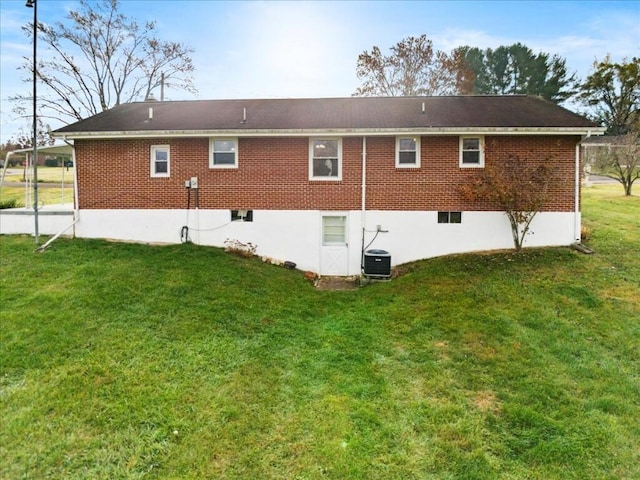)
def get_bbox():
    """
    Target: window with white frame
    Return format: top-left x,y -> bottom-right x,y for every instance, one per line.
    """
396,136 -> 420,167
210,138 -> 238,168
150,145 -> 170,177
322,215 -> 347,245
310,138 -> 341,180
459,136 -> 484,167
